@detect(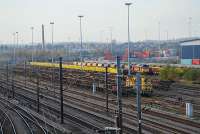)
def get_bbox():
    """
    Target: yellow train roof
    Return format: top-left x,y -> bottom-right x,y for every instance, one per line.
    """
30,62 -> 117,74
